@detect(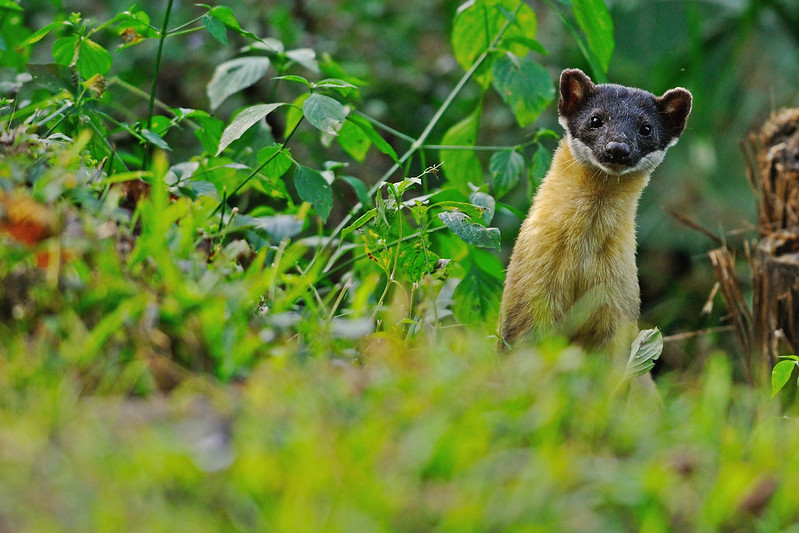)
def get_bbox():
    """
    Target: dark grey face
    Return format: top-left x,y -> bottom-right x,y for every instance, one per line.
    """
558,69 -> 693,176
566,85 -> 665,171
